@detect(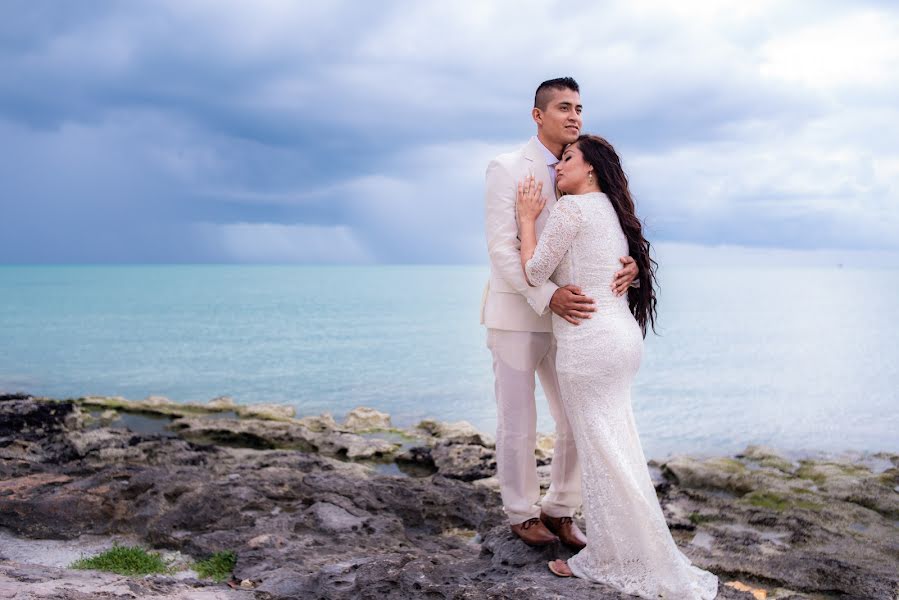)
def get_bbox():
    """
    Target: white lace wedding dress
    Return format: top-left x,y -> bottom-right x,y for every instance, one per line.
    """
525,192 -> 718,599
